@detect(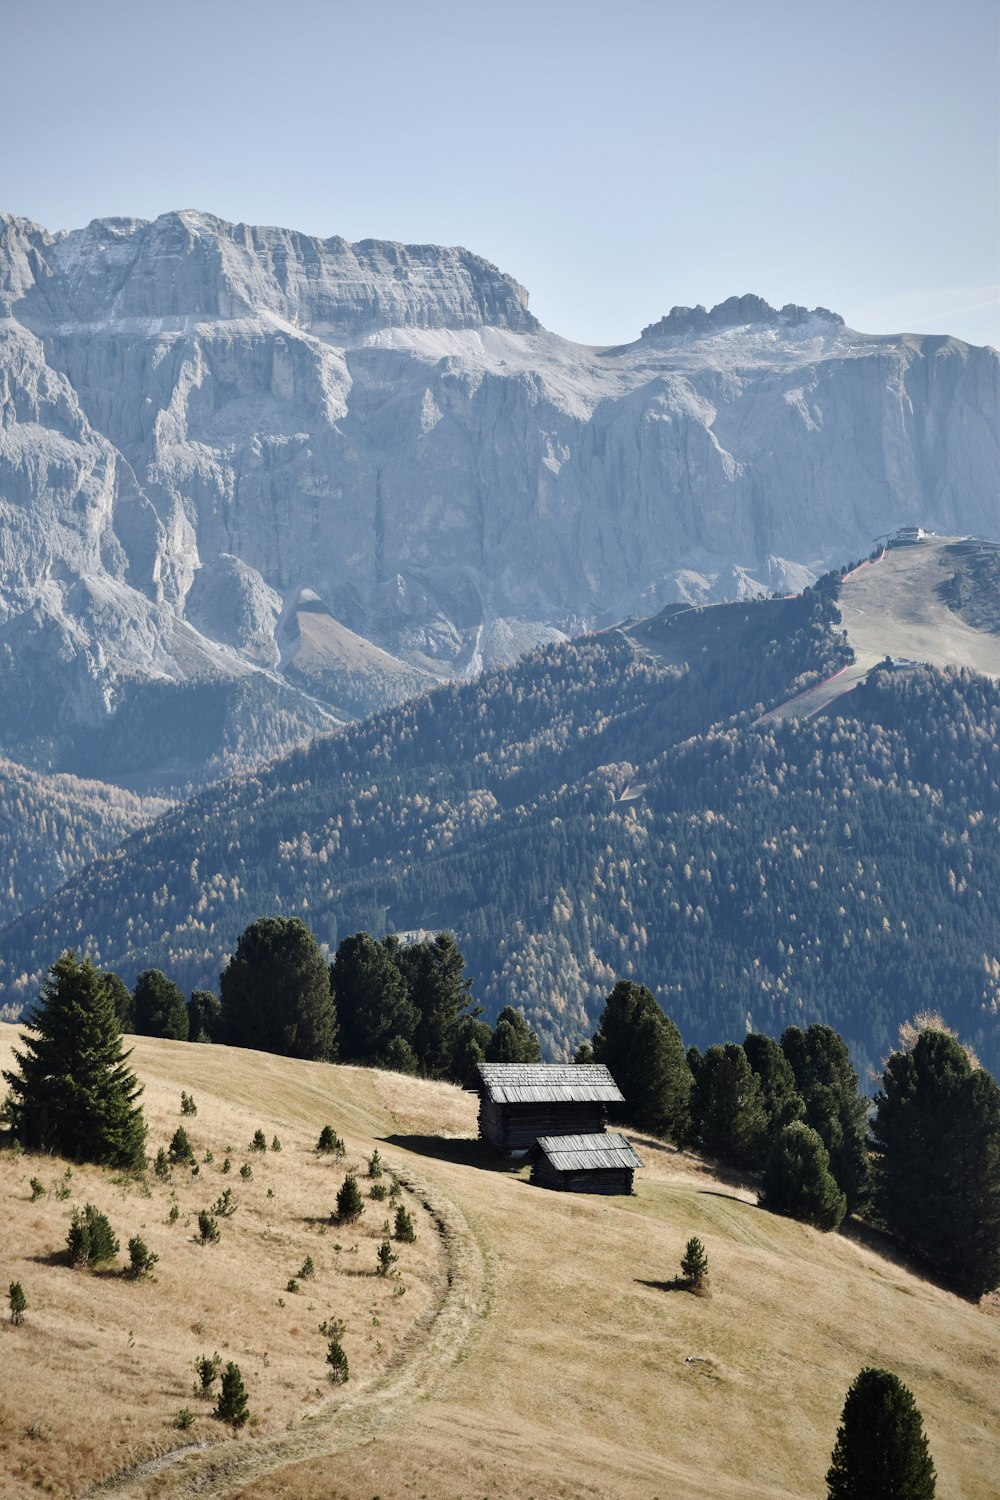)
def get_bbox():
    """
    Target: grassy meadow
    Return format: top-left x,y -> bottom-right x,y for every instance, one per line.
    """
0,1022 -> 997,1499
